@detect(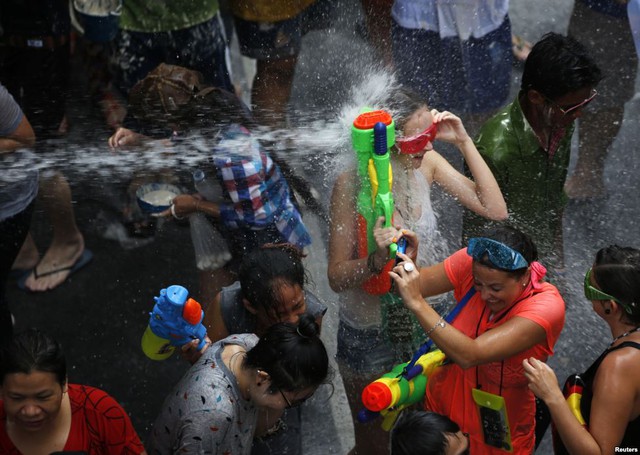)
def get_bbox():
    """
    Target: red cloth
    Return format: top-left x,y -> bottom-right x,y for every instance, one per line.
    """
0,384 -> 145,455
425,248 -> 565,454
